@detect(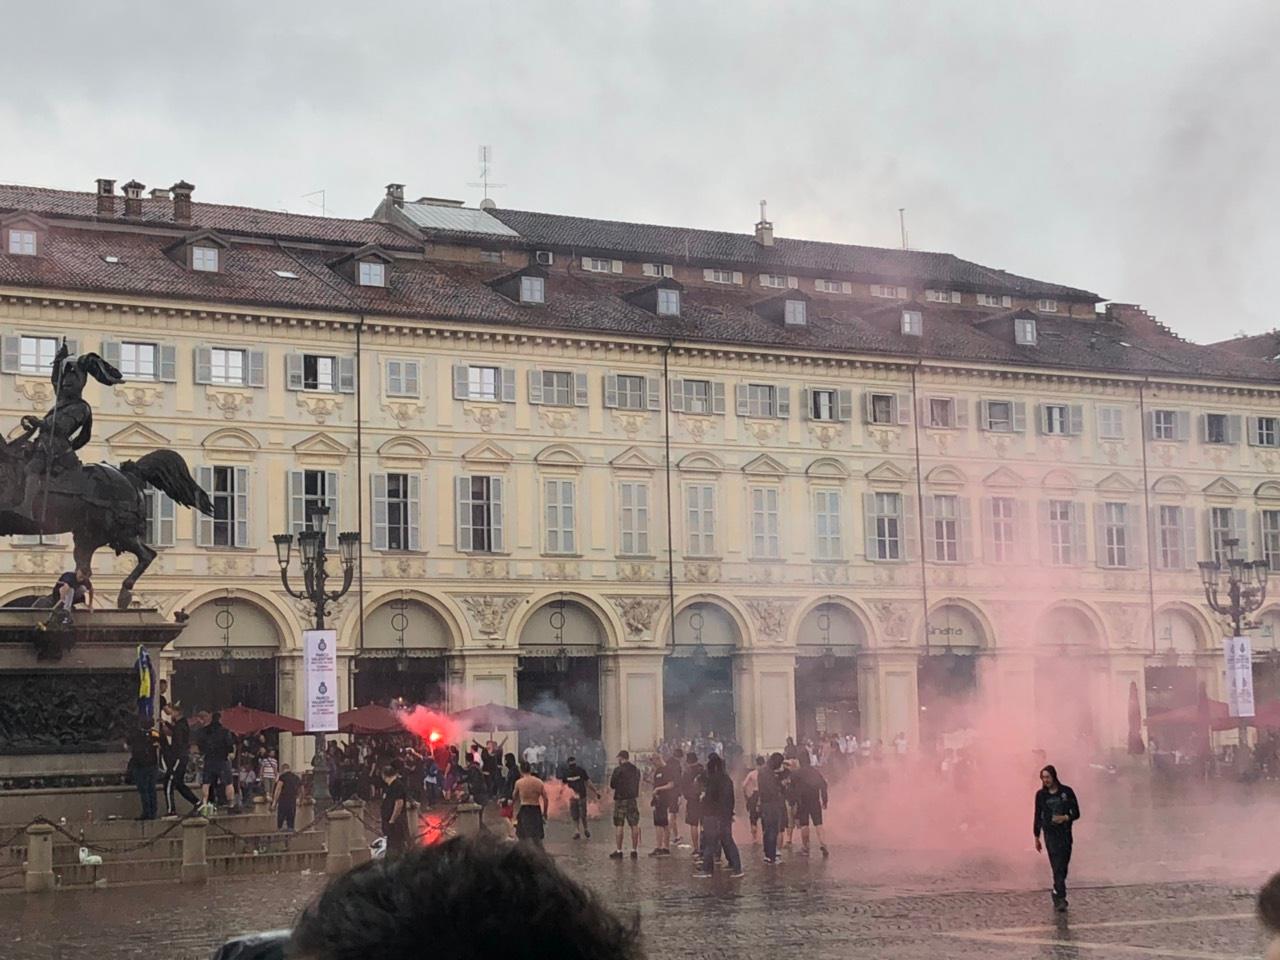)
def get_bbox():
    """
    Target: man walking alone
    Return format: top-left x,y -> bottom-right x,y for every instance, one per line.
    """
1033,764 -> 1081,912
608,750 -> 642,860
